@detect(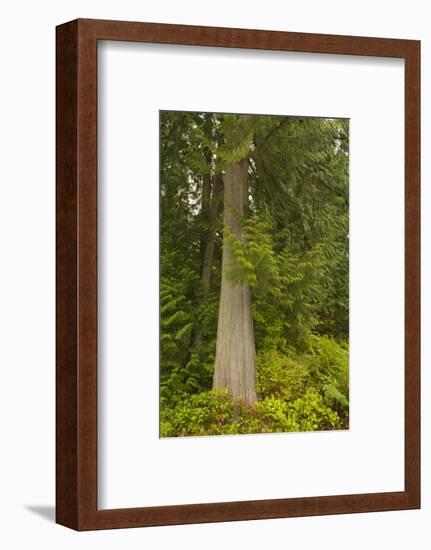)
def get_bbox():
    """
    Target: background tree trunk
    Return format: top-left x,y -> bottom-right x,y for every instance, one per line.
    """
192,174 -> 223,350
213,159 -> 257,404
199,173 -> 222,301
